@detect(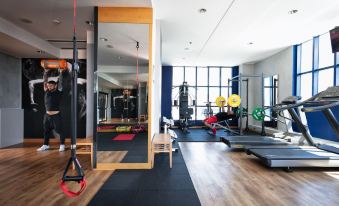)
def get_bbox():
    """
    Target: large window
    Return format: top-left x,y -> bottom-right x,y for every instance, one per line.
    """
296,33 -> 338,99
171,66 -> 233,120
